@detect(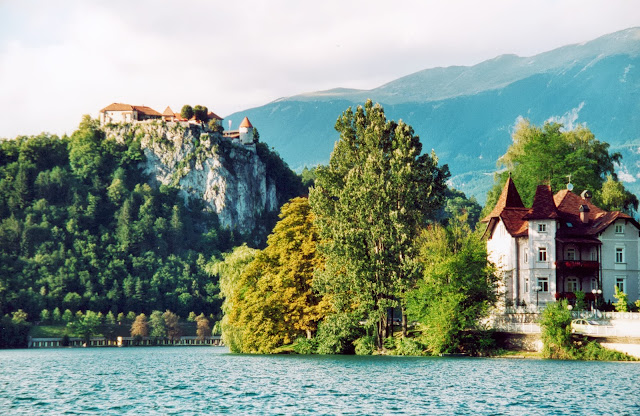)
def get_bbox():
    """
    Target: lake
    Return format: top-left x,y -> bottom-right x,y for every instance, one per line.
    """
0,347 -> 638,415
